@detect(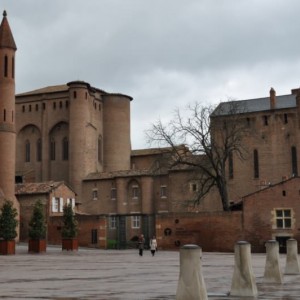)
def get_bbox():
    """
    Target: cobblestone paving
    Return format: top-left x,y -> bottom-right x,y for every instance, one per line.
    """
0,244 -> 299,299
